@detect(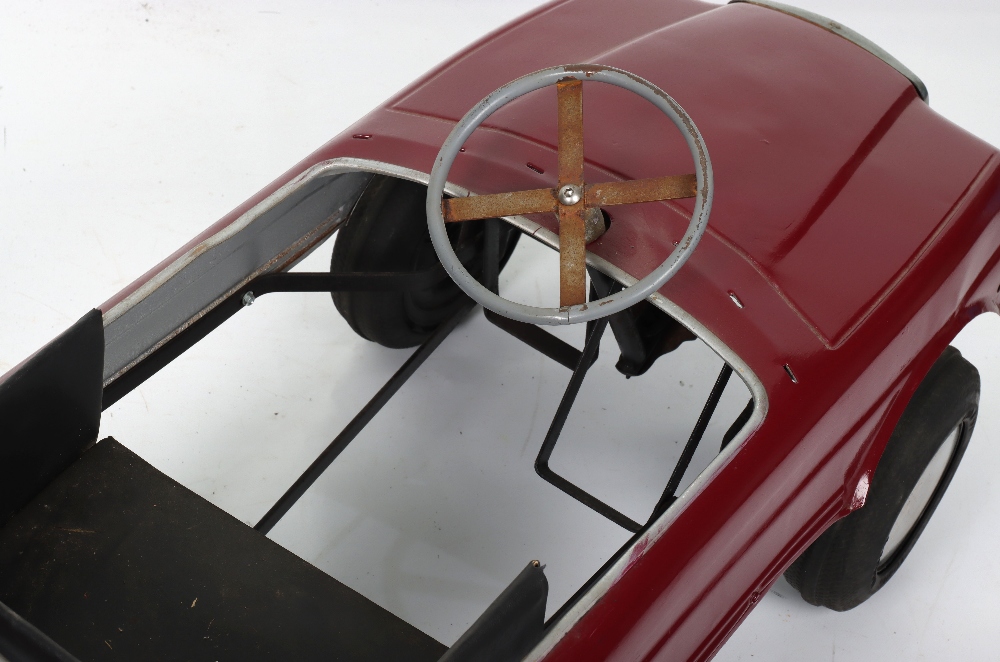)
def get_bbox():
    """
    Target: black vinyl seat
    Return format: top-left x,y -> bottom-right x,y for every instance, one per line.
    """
0,438 -> 446,662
